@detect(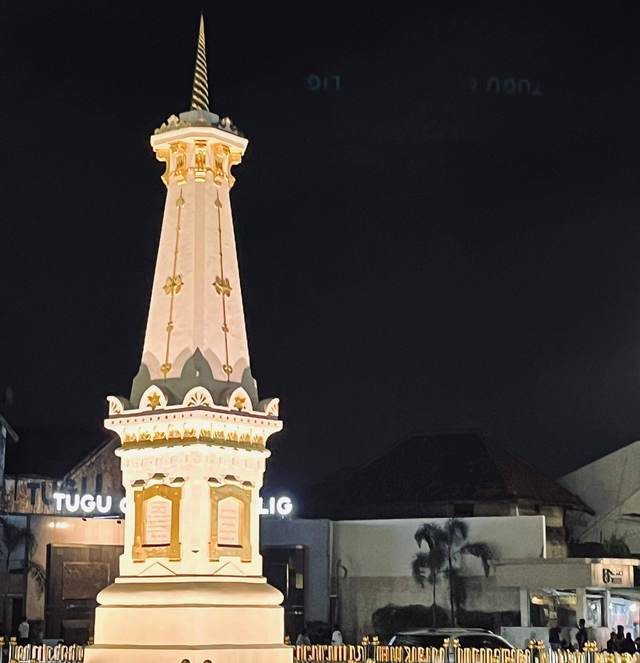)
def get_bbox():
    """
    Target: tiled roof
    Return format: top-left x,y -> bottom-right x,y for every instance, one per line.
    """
6,424 -> 116,480
302,431 -> 592,519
